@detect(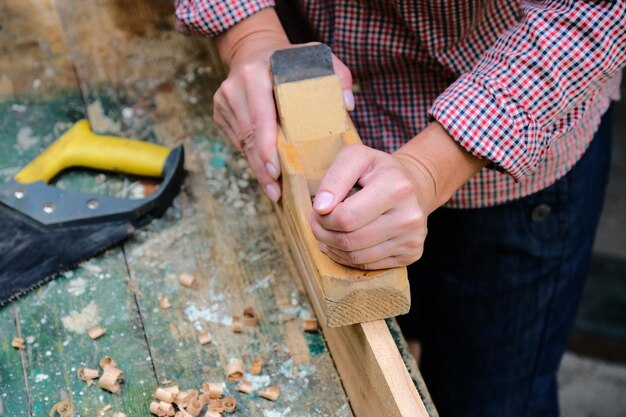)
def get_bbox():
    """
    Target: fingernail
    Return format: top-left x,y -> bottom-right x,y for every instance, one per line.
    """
343,89 -> 355,111
266,162 -> 279,180
314,191 -> 334,211
317,242 -> 328,253
265,183 -> 280,202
